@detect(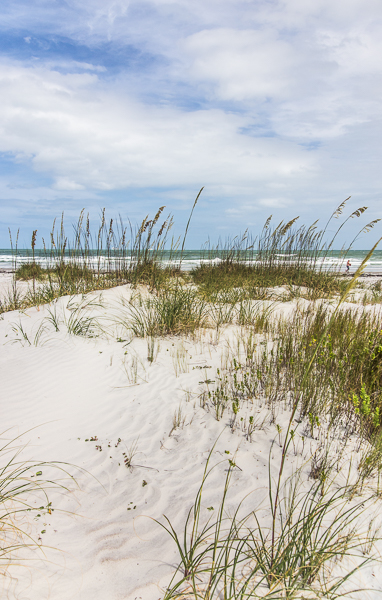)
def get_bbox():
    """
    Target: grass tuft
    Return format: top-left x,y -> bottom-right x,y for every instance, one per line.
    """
159,451 -> 378,600
0,431 -> 76,581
